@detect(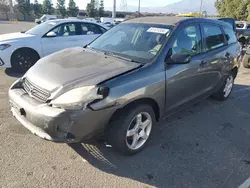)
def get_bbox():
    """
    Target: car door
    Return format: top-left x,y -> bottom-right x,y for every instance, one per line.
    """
79,22 -> 106,46
199,23 -> 229,93
41,22 -> 83,56
165,24 -> 216,114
